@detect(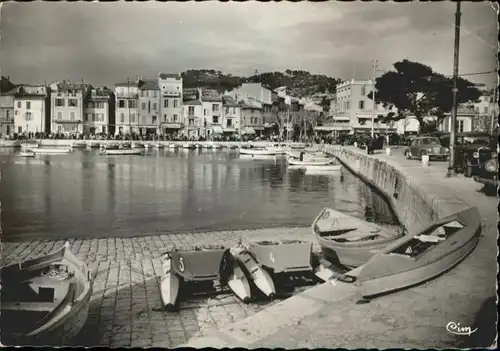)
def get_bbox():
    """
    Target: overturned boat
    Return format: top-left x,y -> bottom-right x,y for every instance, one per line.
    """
160,245 -> 251,310
349,207 -> 481,298
312,208 -> 404,268
0,242 -> 92,346
230,246 -> 276,299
